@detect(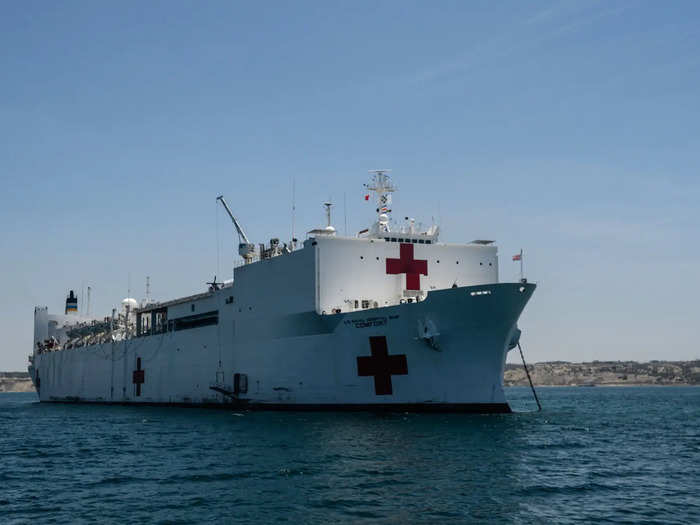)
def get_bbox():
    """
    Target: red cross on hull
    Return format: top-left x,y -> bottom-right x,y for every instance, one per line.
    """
357,336 -> 408,395
386,243 -> 428,291
133,357 -> 145,396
